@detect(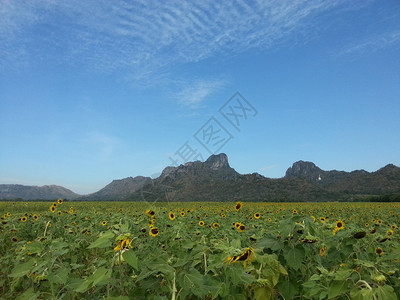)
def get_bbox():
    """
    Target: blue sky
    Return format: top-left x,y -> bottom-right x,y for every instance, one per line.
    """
1,0 -> 399,195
